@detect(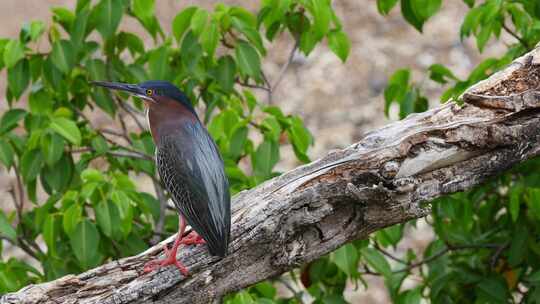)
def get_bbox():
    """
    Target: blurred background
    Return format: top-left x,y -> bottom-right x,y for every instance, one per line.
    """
0,0 -> 514,302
